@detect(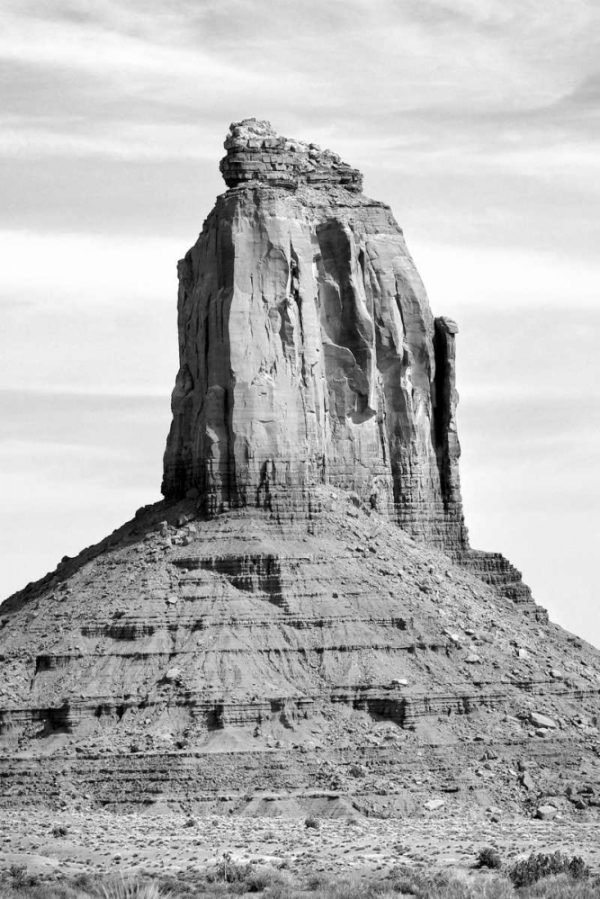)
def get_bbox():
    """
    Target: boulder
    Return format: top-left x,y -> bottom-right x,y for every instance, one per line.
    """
164,667 -> 182,684
424,799 -> 445,811
520,772 -> 535,792
530,712 -> 557,729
